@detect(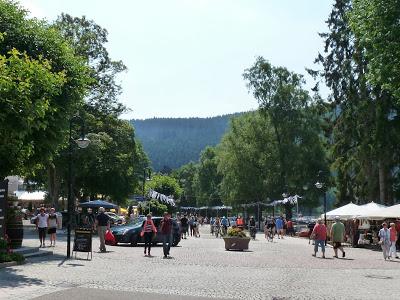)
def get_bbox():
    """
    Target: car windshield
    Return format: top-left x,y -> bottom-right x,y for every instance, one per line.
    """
127,216 -> 145,225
